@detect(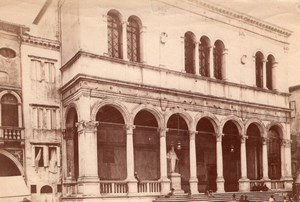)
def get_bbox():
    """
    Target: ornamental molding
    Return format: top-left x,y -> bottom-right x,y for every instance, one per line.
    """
185,0 -> 292,38
21,34 -> 60,50
76,121 -> 99,132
